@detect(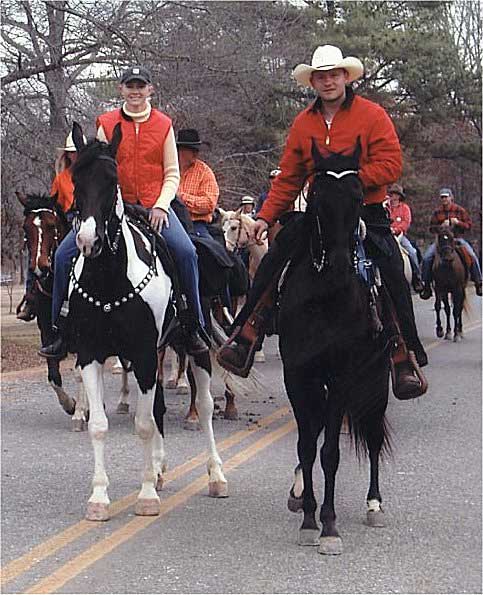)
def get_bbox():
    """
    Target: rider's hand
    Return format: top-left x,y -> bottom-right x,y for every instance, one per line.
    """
441,219 -> 450,227
254,219 -> 269,242
150,207 -> 169,233
450,217 -> 459,226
